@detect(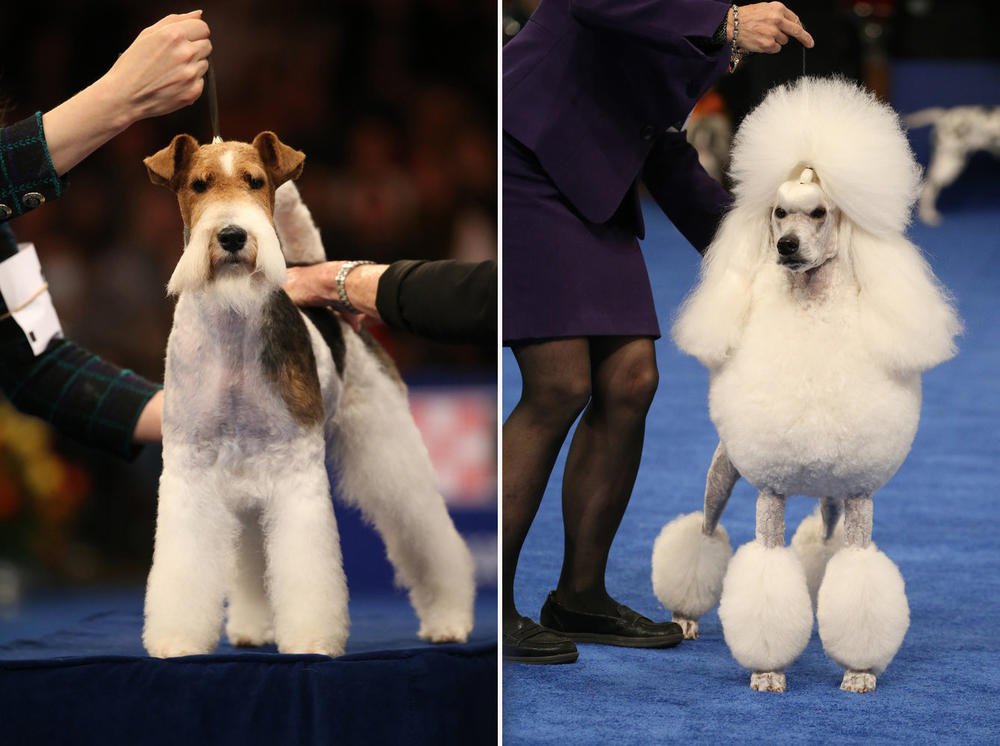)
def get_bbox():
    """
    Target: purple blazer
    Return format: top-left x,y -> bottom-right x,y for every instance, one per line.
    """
503,0 -> 734,249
